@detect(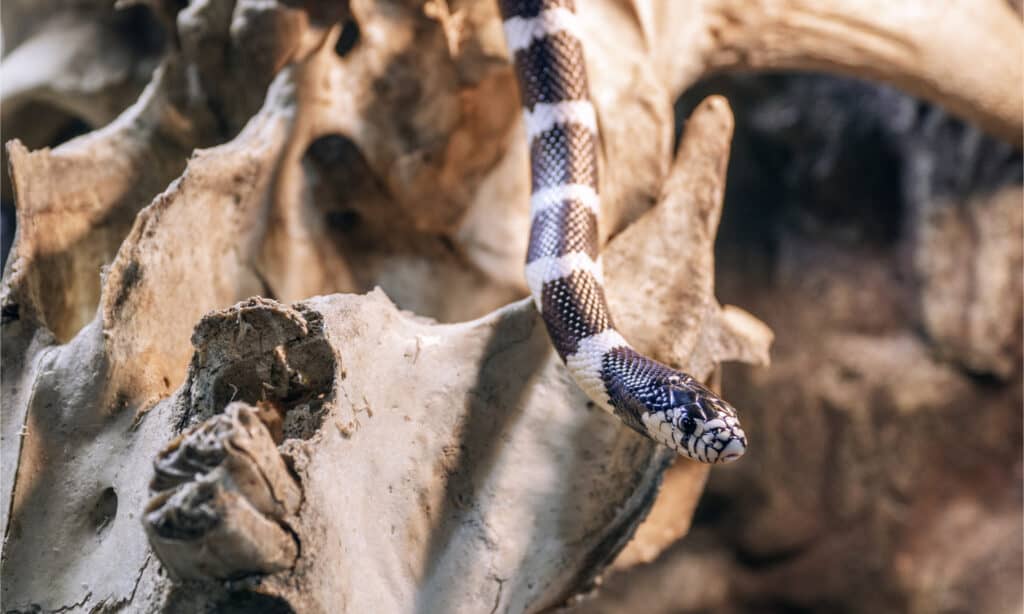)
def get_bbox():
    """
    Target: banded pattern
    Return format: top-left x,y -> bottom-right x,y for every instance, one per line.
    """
499,0 -> 747,463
